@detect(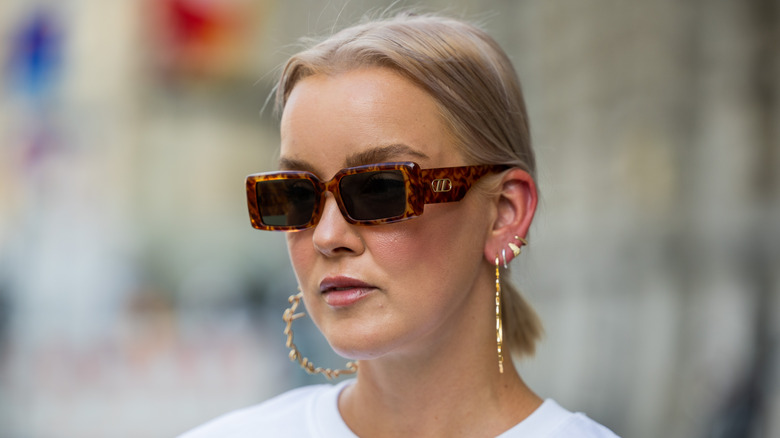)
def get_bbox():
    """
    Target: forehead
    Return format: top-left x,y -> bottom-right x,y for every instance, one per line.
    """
279,67 -> 463,177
